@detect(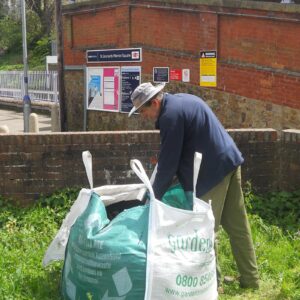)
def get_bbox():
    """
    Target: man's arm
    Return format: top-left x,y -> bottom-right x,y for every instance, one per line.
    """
152,112 -> 184,199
